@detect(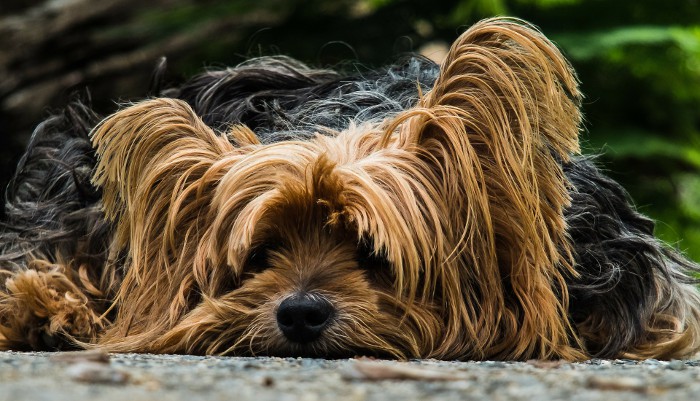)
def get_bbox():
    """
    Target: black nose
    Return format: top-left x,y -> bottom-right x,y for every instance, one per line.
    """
276,293 -> 334,344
